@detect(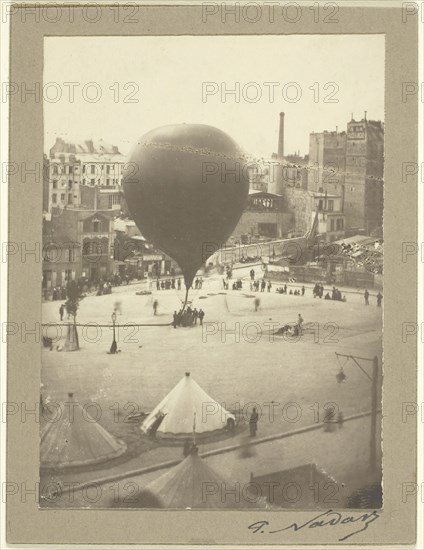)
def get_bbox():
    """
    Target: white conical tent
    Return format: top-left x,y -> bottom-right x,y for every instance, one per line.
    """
111,447 -> 269,509
140,372 -> 235,438
40,394 -> 127,468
